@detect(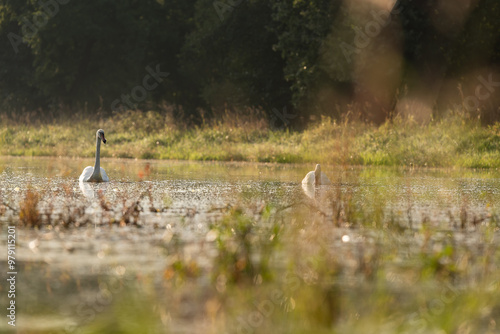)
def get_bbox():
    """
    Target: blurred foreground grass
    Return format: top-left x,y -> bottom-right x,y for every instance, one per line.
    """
0,111 -> 499,167
2,166 -> 500,333
75,190 -> 500,334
